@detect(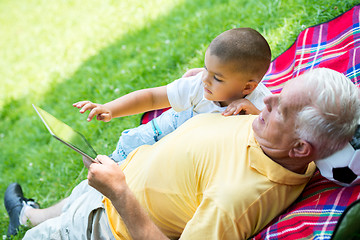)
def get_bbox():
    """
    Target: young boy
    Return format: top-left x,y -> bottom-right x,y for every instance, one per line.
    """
73,28 -> 272,162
